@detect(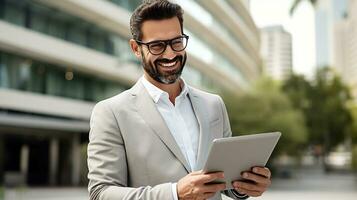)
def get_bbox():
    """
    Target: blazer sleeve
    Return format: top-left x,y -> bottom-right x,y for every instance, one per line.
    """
217,96 -> 249,200
87,101 -> 173,200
